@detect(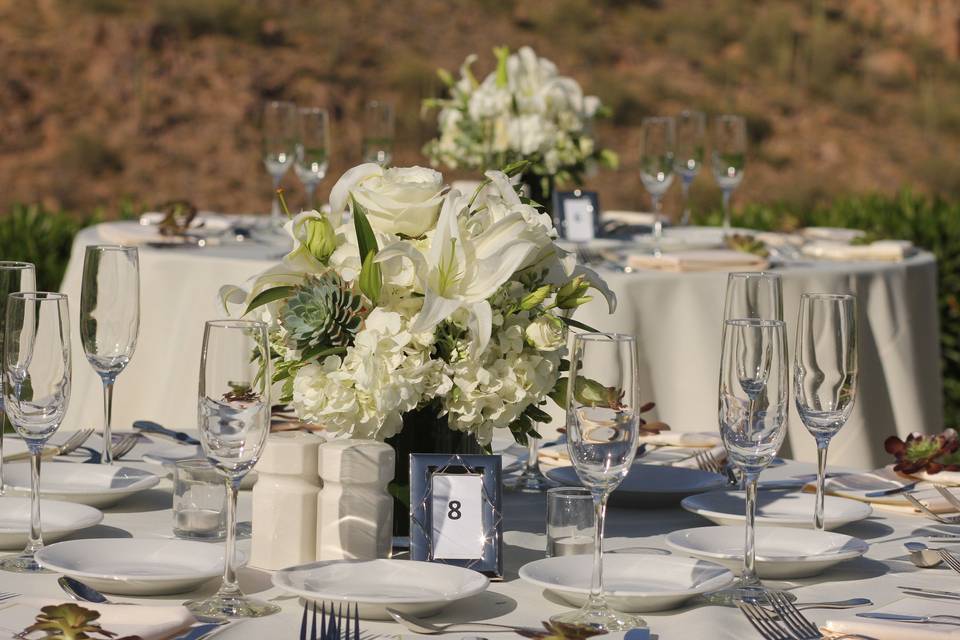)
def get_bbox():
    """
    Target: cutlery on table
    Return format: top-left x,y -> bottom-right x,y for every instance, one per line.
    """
863,482 -> 918,498
694,449 -> 725,474
736,600 -> 795,640
766,590 -> 823,639
937,546 -> 960,574
2,429 -> 94,463
857,612 -> 960,626
899,585 -> 960,599
58,576 -> 226,625
935,485 -> 960,511
133,420 -> 201,446
171,622 -> 228,640
300,601 -> 360,640
904,493 -> 960,524
904,541 -> 944,568
793,598 -> 872,611
386,607 -> 542,635
79,434 -> 139,464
